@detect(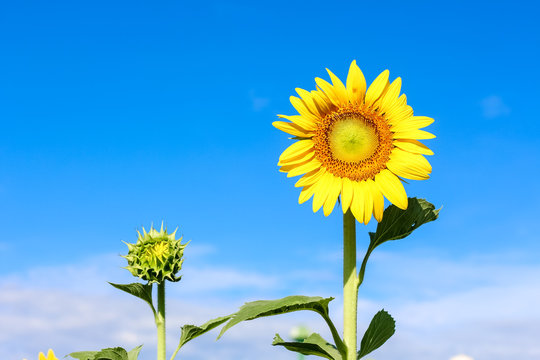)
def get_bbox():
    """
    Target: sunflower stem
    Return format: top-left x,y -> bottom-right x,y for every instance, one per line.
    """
156,281 -> 166,360
343,210 -> 358,360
